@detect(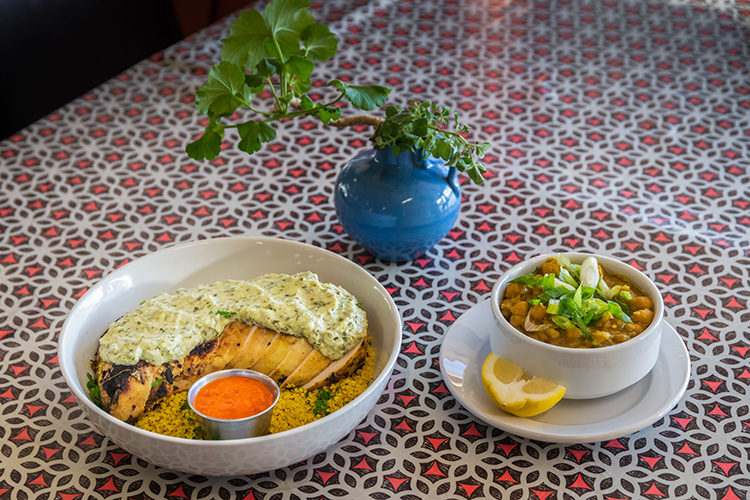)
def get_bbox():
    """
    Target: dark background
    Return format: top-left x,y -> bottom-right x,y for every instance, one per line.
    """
0,0 -> 249,140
